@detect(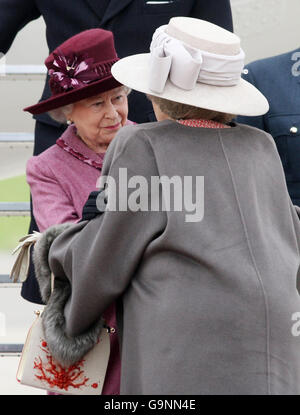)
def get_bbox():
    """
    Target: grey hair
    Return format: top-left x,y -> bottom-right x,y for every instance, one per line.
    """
48,86 -> 132,125
147,94 -> 235,124
48,104 -> 74,124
